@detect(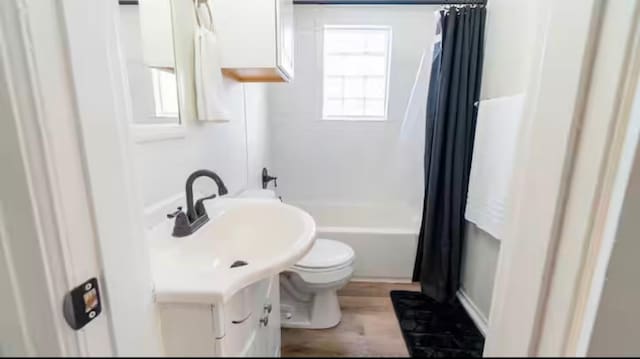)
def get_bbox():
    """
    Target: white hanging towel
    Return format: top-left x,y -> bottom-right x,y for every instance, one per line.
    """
465,94 -> 525,240
194,24 -> 231,121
